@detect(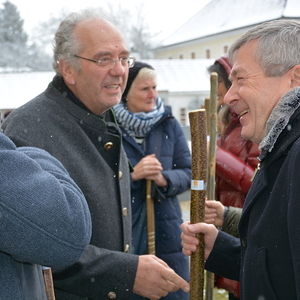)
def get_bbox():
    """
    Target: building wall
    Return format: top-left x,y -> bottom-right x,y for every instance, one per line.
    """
160,91 -> 209,126
154,28 -> 249,59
